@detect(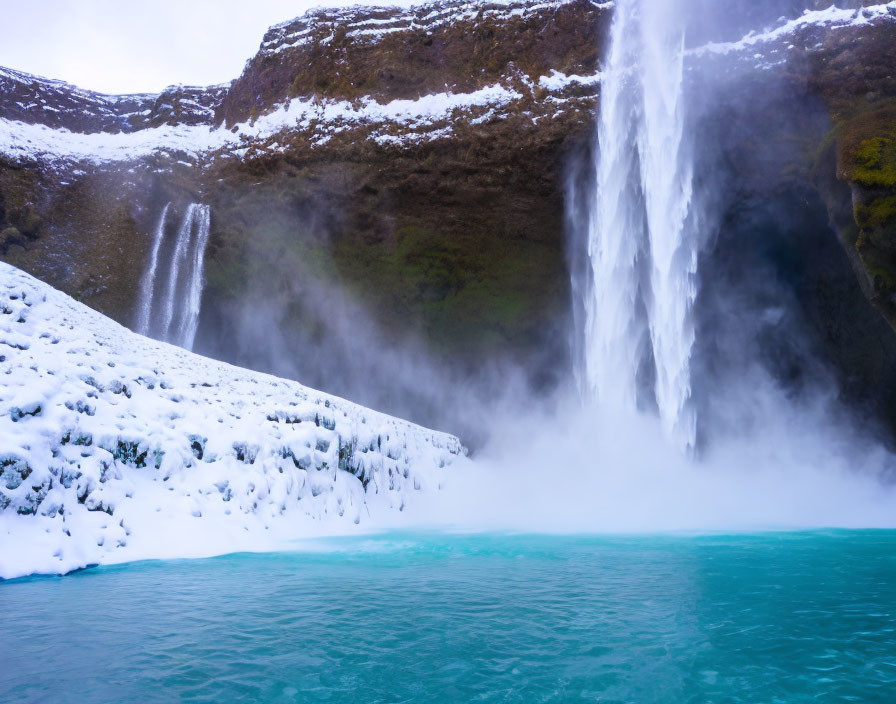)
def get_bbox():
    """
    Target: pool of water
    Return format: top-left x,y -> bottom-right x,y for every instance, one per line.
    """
2,531 -> 896,702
